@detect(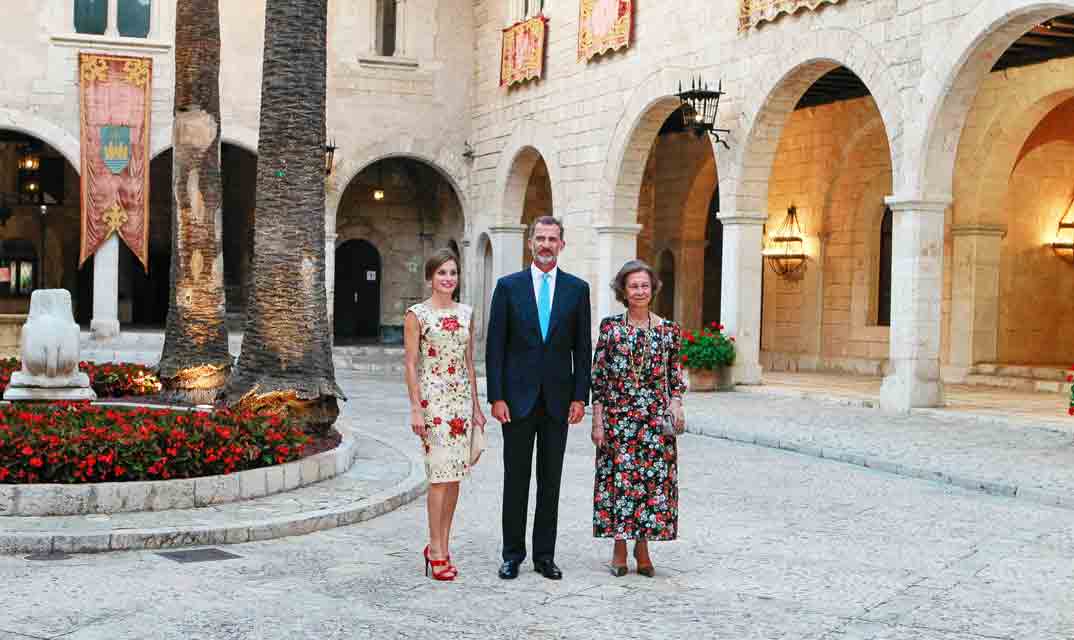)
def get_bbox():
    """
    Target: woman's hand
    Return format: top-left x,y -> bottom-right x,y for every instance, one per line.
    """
410,407 -> 427,437
591,421 -> 606,448
671,400 -> 685,433
473,408 -> 487,431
